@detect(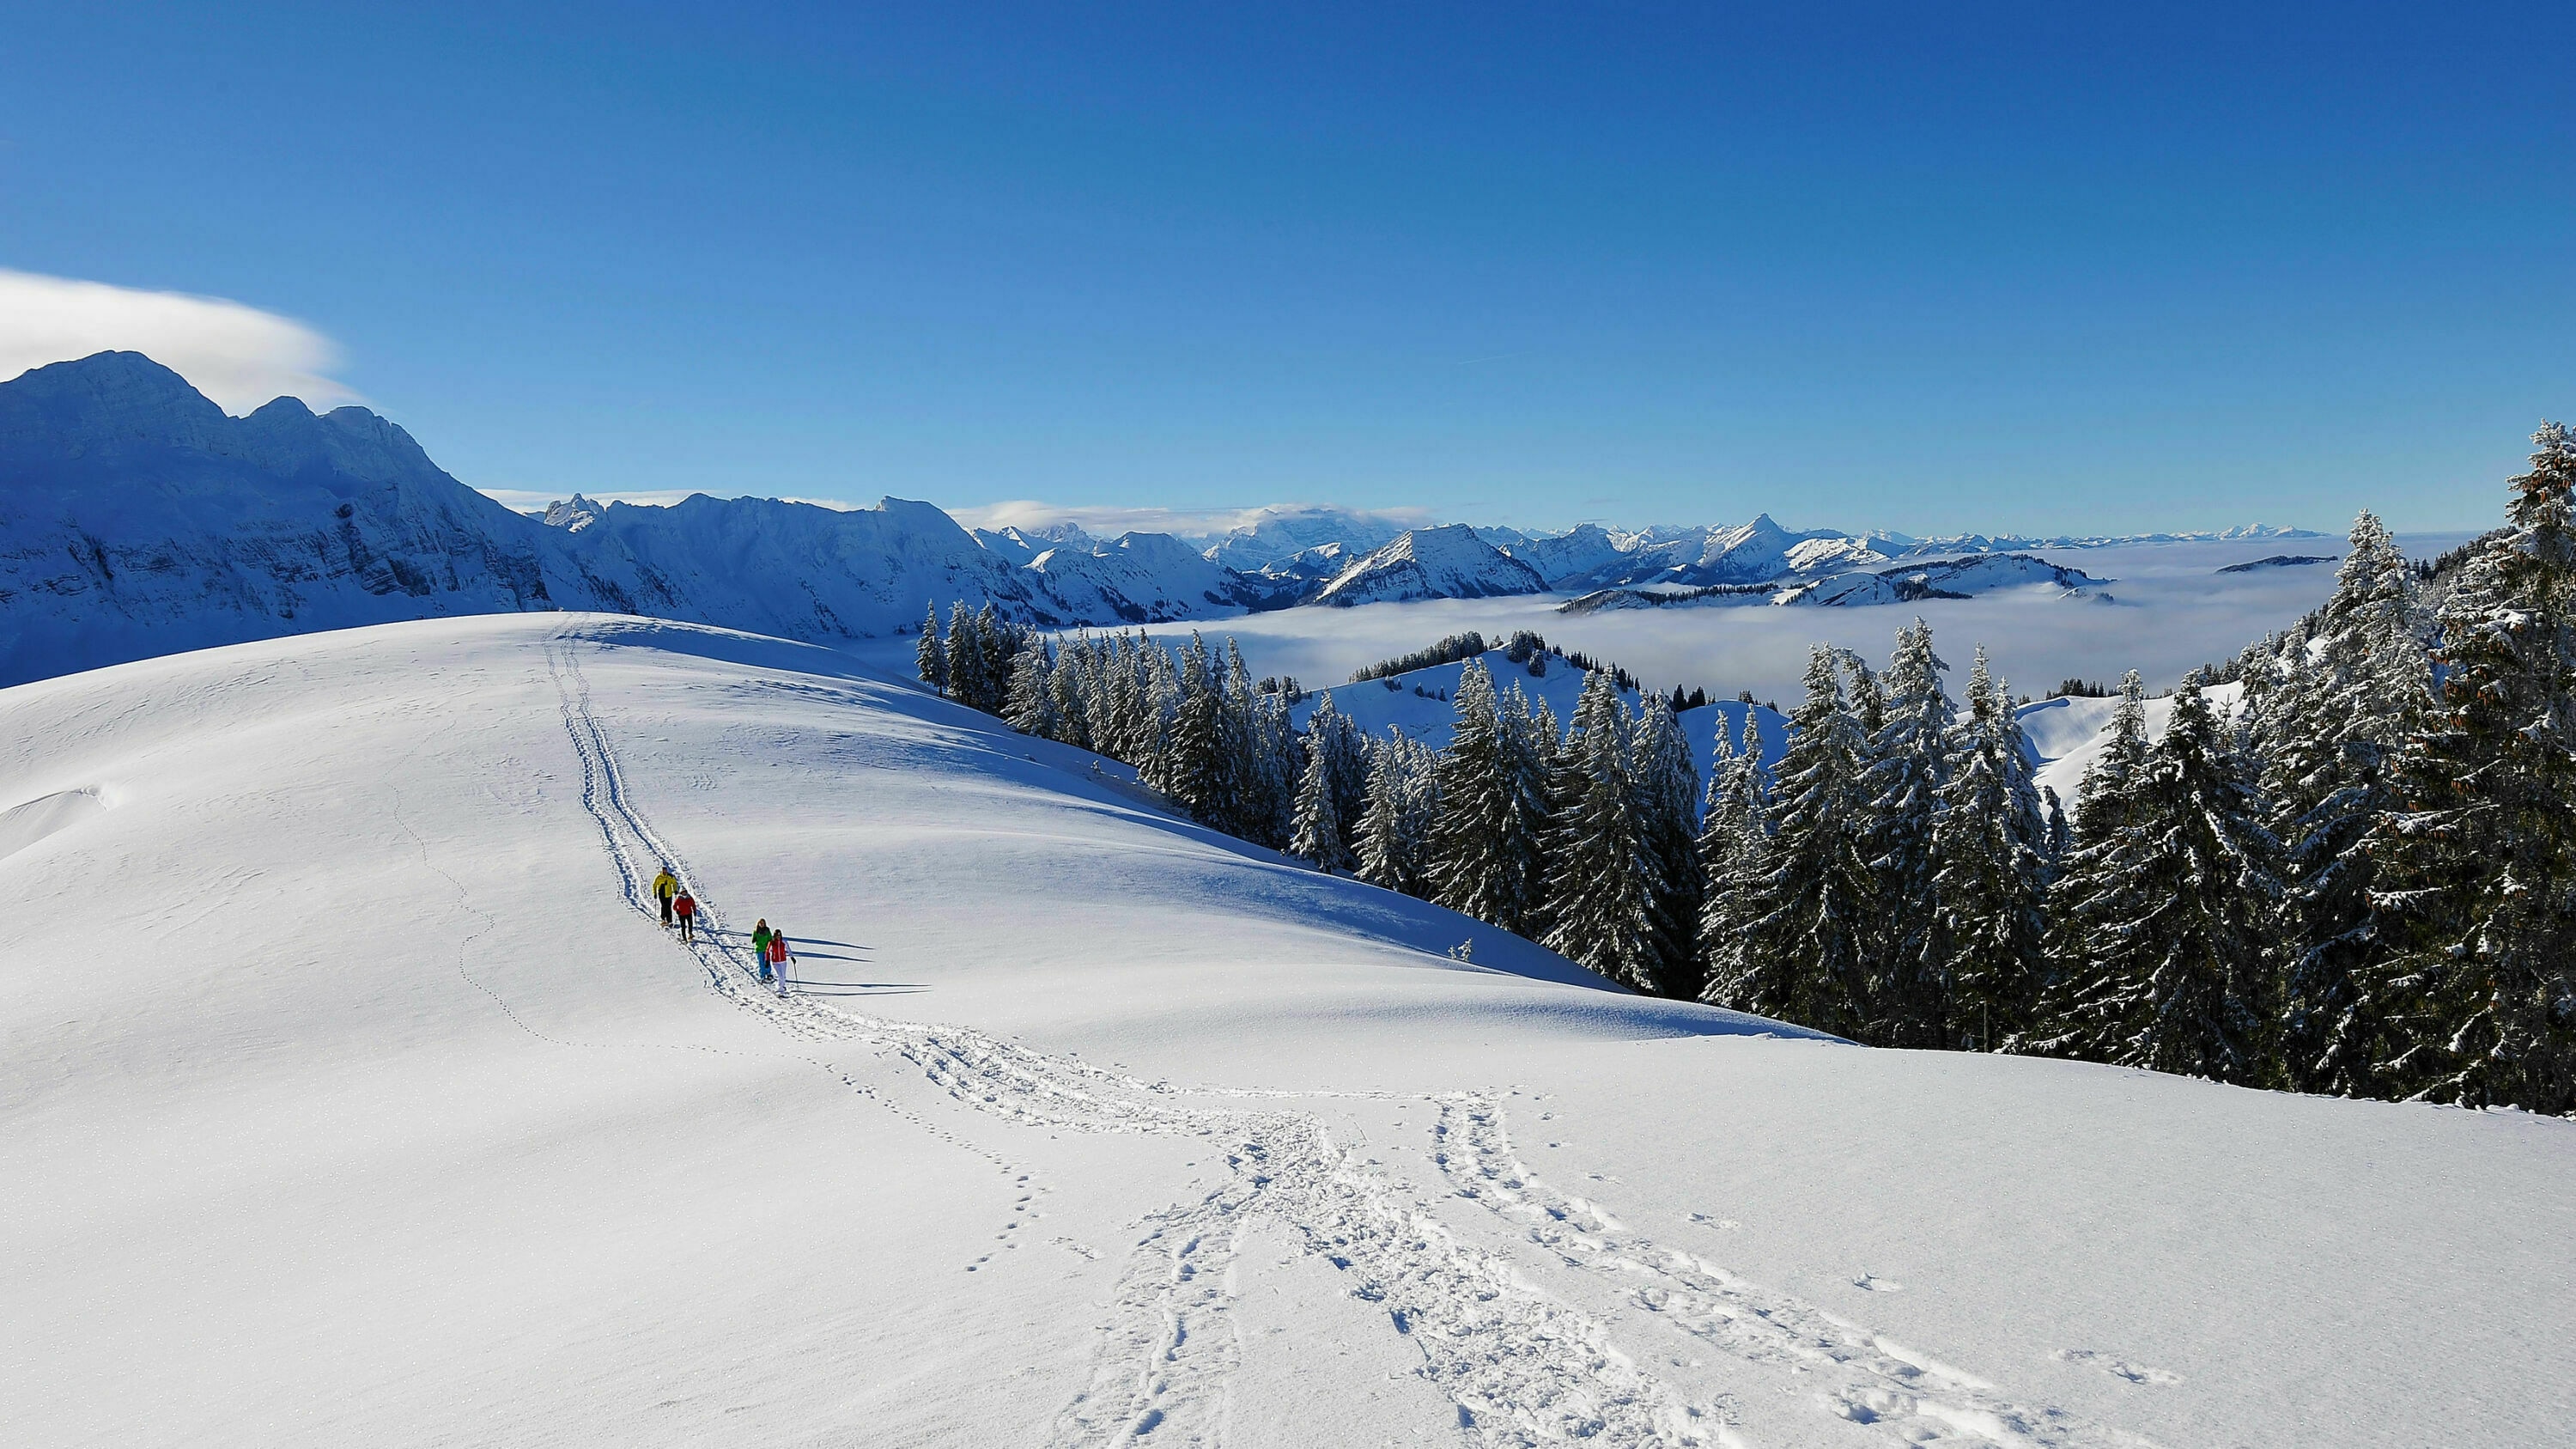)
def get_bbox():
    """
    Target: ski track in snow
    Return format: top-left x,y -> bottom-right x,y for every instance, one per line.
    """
536,634 -> 2158,1449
